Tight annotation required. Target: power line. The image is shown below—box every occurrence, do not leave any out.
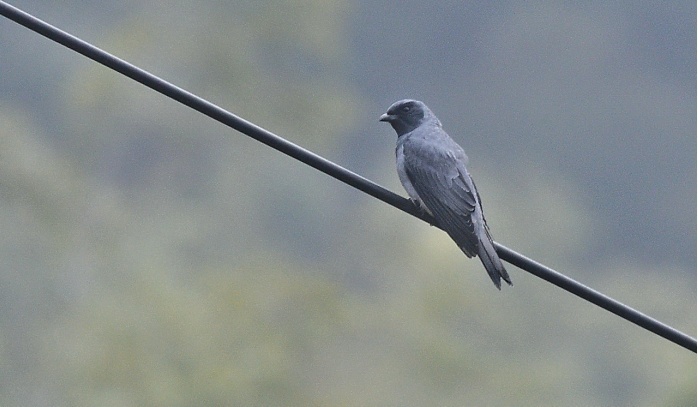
[0,1,694,353]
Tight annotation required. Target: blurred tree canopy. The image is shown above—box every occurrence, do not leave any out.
[0,1,694,406]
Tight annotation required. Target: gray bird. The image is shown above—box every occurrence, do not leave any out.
[380,99,512,289]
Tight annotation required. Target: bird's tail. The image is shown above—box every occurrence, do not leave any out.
[477,232,512,290]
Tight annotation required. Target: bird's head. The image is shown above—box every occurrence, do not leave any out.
[379,99,440,137]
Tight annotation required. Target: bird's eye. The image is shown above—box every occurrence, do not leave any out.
[401,105,411,112]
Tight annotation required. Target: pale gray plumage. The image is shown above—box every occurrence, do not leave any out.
[380,99,512,289]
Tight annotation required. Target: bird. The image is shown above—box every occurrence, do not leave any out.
[379,99,512,289]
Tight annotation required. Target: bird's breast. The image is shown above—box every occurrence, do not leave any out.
[395,143,422,204]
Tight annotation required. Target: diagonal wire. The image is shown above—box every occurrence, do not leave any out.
[0,1,694,353]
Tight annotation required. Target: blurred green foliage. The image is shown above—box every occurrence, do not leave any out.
[0,1,694,406]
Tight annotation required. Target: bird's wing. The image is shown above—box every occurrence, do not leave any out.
[403,134,480,257]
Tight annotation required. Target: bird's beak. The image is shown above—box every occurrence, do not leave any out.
[379,113,395,122]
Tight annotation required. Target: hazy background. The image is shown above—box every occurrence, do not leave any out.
[0,1,695,406]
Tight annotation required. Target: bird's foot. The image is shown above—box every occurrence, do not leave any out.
[411,199,436,227]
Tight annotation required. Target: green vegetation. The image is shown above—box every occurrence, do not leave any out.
[0,2,694,406]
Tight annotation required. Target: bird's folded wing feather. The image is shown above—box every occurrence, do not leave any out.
[403,137,480,257]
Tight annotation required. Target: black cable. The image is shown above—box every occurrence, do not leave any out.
[0,1,694,353]
[496,246,696,351]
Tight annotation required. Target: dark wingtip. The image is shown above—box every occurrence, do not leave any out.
[502,273,513,287]
[493,275,512,290]
[477,239,512,290]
